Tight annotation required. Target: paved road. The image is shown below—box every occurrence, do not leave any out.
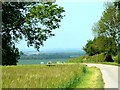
[85,63,119,89]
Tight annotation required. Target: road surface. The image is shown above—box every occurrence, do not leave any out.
[85,63,119,89]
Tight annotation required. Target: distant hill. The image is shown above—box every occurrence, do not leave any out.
[23,48,84,55]
[20,48,85,60]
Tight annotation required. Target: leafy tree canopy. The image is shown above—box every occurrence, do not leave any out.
[2,2,65,65]
[84,1,120,63]
[83,36,117,56]
[92,2,120,47]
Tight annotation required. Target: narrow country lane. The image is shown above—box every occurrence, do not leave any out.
[85,63,119,89]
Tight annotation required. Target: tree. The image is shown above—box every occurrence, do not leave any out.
[94,36,117,55]
[91,2,120,63]
[114,1,120,63]
[83,36,117,58]
[2,2,65,65]
[83,40,99,56]
[92,2,119,46]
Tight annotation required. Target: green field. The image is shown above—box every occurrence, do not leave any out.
[2,64,104,88]
[2,64,87,88]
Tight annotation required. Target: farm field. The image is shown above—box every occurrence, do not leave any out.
[2,64,104,88]
[2,64,87,88]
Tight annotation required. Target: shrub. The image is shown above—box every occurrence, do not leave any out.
[67,53,105,63]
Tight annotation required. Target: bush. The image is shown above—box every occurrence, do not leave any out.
[67,53,106,63]
[89,53,105,63]
[113,55,118,63]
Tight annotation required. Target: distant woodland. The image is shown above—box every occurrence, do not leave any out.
[20,52,85,60]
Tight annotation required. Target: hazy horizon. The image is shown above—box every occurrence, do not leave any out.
[22,48,84,52]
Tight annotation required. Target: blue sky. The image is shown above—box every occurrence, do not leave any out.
[16,1,105,51]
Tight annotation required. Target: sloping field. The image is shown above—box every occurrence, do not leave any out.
[2,64,87,88]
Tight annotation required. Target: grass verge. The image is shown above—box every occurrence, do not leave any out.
[101,62,120,66]
[67,53,120,66]
[76,66,104,88]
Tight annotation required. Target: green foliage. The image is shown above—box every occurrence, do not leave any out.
[82,1,120,63]
[83,40,97,56]
[92,1,120,55]
[83,1,120,63]
[2,64,87,88]
[117,49,120,64]
[67,54,120,66]
[88,53,105,63]
[113,55,118,63]
[2,2,65,65]
[67,53,106,63]
[102,61,120,66]
[2,33,20,65]
[88,1,120,63]
[83,36,117,56]
[92,2,119,45]
[76,67,104,88]
[118,52,120,64]
[24,2,65,49]
[95,36,117,55]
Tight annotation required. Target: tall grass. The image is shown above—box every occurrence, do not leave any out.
[2,64,87,88]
